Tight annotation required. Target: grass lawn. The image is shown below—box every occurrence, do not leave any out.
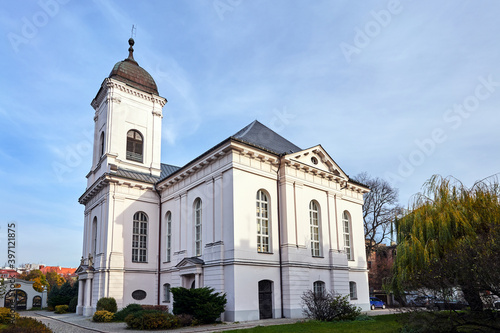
[225,314,402,333]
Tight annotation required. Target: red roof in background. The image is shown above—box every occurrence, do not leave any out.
[39,266,76,276]
[0,269,19,278]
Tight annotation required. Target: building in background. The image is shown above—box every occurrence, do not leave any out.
[367,242,397,306]
[76,39,370,320]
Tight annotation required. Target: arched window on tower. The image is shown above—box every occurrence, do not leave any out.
[99,131,105,157]
[91,217,98,259]
[126,130,143,163]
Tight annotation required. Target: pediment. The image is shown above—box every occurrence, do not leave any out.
[287,145,347,179]
[75,265,90,274]
[175,257,205,268]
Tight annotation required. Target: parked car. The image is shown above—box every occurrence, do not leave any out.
[409,295,436,307]
[370,297,386,310]
[426,299,468,311]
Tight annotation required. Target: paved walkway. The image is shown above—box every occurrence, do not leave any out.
[20,311,298,333]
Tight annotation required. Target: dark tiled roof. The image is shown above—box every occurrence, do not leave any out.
[231,120,302,155]
[156,121,302,185]
[109,39,158,95]
[160,164,181,181]
[113,163,181,184]
[115,168,159,184]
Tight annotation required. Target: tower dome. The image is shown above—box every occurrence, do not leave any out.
[109,38,158,95]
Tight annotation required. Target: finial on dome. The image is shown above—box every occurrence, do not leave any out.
[128,38,135,61]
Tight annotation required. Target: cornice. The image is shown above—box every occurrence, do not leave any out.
[91,78,167,111]
[79,174,109,205]
[157,145,231,190]
[79,172,156,205]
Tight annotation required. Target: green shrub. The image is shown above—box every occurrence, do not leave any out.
[93,310,115,322]
[114,303,143,321]
[96,297,117,313]
[331,294,361,321]
[125,310,180,330]
[301,290,361,321]
[2,317,53,333]
[68,296,78,313]
[55,304,69,314]
[171,287,227,324]
[141,304,168,312]
[0,307,19,324]
[48,281,78,308]
[176,313,194,326]
[400,310,500,333]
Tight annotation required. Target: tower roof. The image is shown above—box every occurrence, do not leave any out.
[109,38,159,95]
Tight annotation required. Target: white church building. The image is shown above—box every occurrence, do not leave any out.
[76,39,370,320]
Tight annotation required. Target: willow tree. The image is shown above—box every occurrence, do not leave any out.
[393,175,500,311]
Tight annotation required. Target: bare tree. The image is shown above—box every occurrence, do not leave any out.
[353,172,401,257]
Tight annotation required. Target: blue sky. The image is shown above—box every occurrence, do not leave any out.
[1,1,499,267]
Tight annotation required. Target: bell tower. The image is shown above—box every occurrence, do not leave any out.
[87,38,167,188]
[78,39,166,316]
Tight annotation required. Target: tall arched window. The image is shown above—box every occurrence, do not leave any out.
[99,131,105,157]
[256,190,270,253]
[313,281,325,297]
[132,212,148,262]
[343,211,353,260]
[310,201,321,256]
[126,130,143,162]
[166,211,172,262]
[349,281,357,300]
[91,217,98,259]
[194,199,202,256]
[163,283,171,303]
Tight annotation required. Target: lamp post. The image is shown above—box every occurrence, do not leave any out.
[41,285,47,310]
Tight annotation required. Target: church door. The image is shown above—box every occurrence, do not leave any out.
[258,280,273,319]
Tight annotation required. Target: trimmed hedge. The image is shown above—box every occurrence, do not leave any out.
[125,310,180,330]
[114,303,143,321]
[96,297,117,313]
[54,304,69,314]
[93,310,115,322]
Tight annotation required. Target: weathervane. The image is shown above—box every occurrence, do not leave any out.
[131,24,136,39]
